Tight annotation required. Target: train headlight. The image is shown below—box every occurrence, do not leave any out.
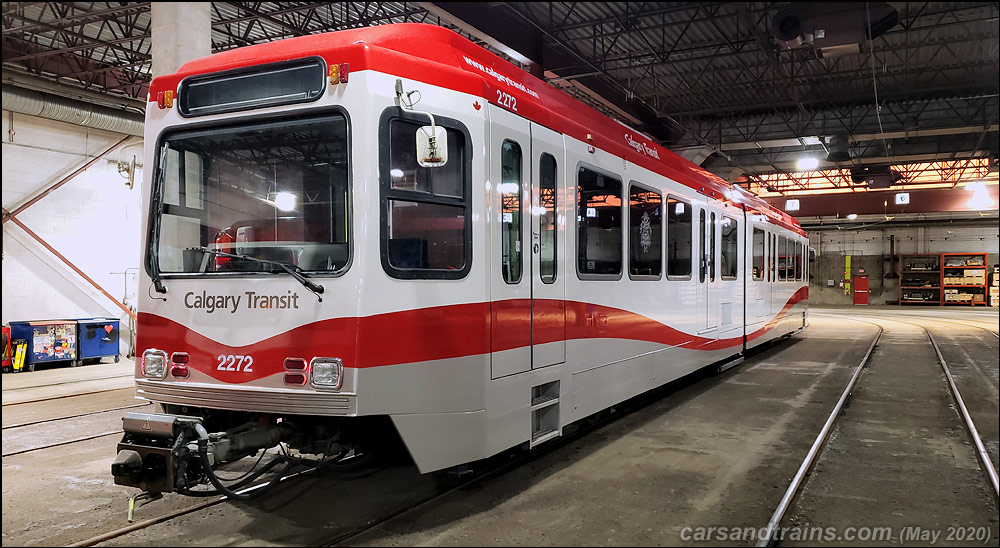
[142,349,169,379]
[310,357,343,389]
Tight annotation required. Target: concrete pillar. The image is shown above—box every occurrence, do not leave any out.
[151,3,212,77]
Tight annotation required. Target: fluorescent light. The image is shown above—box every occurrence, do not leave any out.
[796,157,820,171]
[966,181,994,210]
[846,213,858,220]
[273,192,296,212]
[965,181,986,192]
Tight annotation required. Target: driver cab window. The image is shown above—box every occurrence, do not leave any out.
[380,111,470,279]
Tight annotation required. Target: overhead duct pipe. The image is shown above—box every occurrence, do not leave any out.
[2,84,143,137]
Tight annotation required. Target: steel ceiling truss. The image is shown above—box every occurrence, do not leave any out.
[2,2,997,181]
[743,158,997,197]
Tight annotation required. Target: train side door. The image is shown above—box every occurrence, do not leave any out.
[770,232,781,316]
[751,224,770,320]
[490,106,532,378]
[697,205,719,337]
[706,209,720,335]
[529,122,565,369]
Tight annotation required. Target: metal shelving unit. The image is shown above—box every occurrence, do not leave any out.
[899,254,941,305]
[942,253,989,306]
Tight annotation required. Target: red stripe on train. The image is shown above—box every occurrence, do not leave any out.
[137,288,807,384]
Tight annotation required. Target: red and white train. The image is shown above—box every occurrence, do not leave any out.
[113,23,809,495]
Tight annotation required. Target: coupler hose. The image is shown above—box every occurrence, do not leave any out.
[197,438,294,501]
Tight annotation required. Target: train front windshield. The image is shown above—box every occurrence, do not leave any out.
[150,113,350,275]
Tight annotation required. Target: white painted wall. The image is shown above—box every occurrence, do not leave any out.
[2,111,144,348]
[808,223,999,305]
[811,224,999,257]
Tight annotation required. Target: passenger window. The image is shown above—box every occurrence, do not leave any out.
[800,244,804,281]
[778,236,787,281]
[539,154,557,284]
[628,184,662,278]
[500,140,522,284]
[798,242,805,281]
[721,217,738,279]
[666,198,692,277]
[381,114,469,278]
[577,167,622,277]
[699,209,706,283]
[752,228,765,280]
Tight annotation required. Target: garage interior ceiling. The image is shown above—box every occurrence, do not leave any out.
[2,1,998,197]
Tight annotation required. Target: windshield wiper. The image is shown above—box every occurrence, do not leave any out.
[198,247,324,302]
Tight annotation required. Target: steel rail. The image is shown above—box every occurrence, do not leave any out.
[926,330,1000,497]
[2,402,151,430]
[756,318,883,547]
[1,373,133,393]
[759,313,999,546]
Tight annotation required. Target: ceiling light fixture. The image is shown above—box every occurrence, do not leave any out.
[796,157,820,171]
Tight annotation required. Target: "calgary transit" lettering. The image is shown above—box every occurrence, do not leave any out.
[184,290,300,314]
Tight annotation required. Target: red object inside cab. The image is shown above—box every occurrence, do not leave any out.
[214,231,234,270]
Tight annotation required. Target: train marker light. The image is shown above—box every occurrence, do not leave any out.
[283,357,307,371]
[328,63,350,85]
[142,349,168,379]
[171,352,189,364]
[171,365,190,378]
[310,357,343,389]
[156,90,174,109]
[283,372,307,386]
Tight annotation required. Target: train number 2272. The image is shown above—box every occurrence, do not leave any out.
[217,354,254,373]
[496,90,517,112]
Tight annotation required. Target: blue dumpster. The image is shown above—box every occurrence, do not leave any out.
[77,318,121,363]
[8,320,79,371]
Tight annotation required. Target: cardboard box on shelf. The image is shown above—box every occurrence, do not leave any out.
[945,293,959,302]
[944,277,963,285]
[944,289,958,294]
[973,294,985,302]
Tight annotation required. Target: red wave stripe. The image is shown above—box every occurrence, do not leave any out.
[137,288,807,384]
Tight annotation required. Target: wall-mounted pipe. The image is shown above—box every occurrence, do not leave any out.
[2,84,143,137]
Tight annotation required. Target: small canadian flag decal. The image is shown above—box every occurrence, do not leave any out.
[473,101,481,111]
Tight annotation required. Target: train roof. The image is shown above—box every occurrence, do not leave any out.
[150,23,806,237]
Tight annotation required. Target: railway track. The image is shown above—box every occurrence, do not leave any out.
[2,402,151,430]
[1,373,133,392]
[757,314,999,547]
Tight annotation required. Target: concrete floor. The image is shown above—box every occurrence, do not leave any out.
[1,307,997,546]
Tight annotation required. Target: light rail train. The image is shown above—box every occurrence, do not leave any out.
[111,23,810,496]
